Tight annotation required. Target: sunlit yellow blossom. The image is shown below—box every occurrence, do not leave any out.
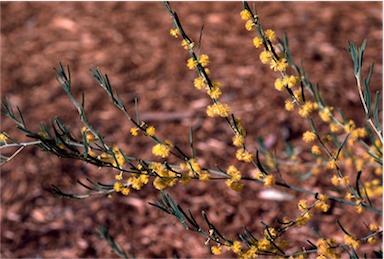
[274,77,285,91]
[227,165,242,181]
[327,160,338,169]
[351,127,367,140]
[198,170,210,182]
[245,19,255,31]
[345,193,353,200]
[283,75,299,88]
[254,169,263,179]
[253,36,263,48]
[186,58,198,69]
[130,127,139,136]
[284,100,295,111]
[121,187,130,196]
[113,182,122,192]
[115,173,123,181]
[299,102,315,117]
[242,245,258,259]
[0,132,8,143]
[232,135,244,147]
[296,212,311,227]
[344,235,360,250]
[236,148,253,162]
[211,245,222,255]
[270,58,288,72]
[264,227,277,239]
[368,237,377,245]
[170,28,179,38]
[331,175,340,186]
[344,120,356,134]
[193,77,206,89]
[340,176,350,186]
[81,126,98,142]
[207,86,222,99]
[240,9,252,20]
[181,39,194,50]
[315,201,330,212]
[257,238,271,250]
[146,126,156,136]
[298,199,308,211]
[226,180,244,192]
[206,102,230,117]
[152,143,170,158]
[311,145,321,155]
[319,107,333,122]
[369,223,379,232]
[355,200,364,214]
[264,29,276,41]
[231,241,242,254]
[303,131,316,143]
[263,175,275,186]
[199,54,209,67]
[330,123,342,133]
[259,50,272,64]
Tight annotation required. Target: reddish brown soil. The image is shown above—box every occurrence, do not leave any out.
[1,2,382,258]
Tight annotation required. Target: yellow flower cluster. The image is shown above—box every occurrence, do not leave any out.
[302,131,317,143]
[206,102,230,117]
[152,140,173,158]
[344,235,360,250]
[315,194,330,212]
[98,146,125,168]
[331,175,350,186]
[319,106,333,122]
[364,179,383,198]
[145,125,156,136]
[225,165,244,192]
[81,126,98,142]
[236,148,253,162]
[316,238,340,258]
[295,211,312,227]
[274,75,299,91]
[150,162,178,190]
[113,180,130,196]
[128,174,149,190]
[298,101,317,117]
[181,158,210,182]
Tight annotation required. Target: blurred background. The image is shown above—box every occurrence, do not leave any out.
[1,2,382,258]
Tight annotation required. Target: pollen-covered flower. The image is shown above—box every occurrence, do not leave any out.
[199,54,209,67]
[211,245,222,255]
[231,241,242,254]
[311,145,321,155]
[186,58,198,69]
[169,28,179,38]
[264,29,276,41]
[152,143,171,158]
[206,102,230,117]
[232,135,244,147]
[298,199,308,211]
[240,9,252,20]
[263,174,275,186]
[259,50,272,64]
[245,19,255,31]
[284,100,295,111]
[194,77,206,89]
[146,126,156,136]
[181,39,194,50]
[253,36,263,48]
[296,212,311,227]
[303,131,316,142]
[330,123,342,133]
[207,86,222,99]
[327,160,338,169]
[344,235,360,250]
[130,127,139,136]
[299,102,315,117]
[270,58,288,72]
[274,77,285,91]
[283,75,299,88]
[236,148,253,162]
[227,165,242,181]
[319,107,333,122]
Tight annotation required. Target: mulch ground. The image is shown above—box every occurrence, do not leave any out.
[1,2,382,258]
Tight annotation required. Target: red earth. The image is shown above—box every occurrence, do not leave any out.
[1,2,382,258]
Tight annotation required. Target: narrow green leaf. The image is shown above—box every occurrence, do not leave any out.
[337,220,350,236]
[355,170,363,200]
[373,91,382,132]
